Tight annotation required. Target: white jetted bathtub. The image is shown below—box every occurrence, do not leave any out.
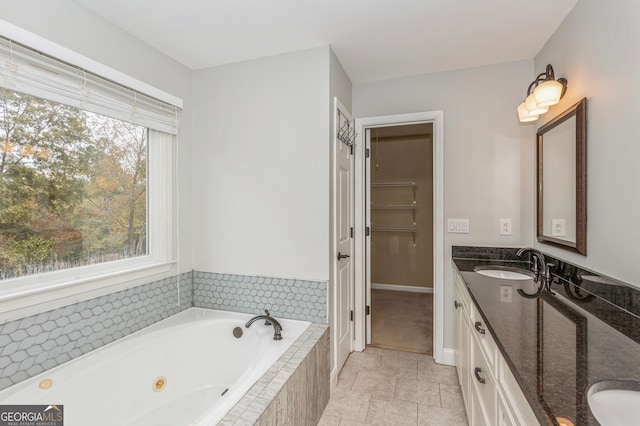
[0,308,310,426]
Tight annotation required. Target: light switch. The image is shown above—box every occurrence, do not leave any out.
[447,218,469,234]
[500,218,512,235]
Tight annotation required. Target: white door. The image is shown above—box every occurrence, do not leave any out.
[334,99,354,375]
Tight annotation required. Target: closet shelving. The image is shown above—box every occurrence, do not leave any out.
[370,181,417,245]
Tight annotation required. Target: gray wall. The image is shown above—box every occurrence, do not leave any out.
[352,60,536,348]
[191,47,332,282]
[534,0,640,287]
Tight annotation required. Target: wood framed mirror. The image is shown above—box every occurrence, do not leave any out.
[537,97,587,255]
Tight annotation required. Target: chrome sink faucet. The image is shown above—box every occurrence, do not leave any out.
[516,247,554,292]
[245,310,283,340]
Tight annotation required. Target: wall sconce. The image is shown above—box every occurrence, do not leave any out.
[517,64,567,122]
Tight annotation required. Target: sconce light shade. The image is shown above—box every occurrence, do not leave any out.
[533,79,564,107]
[525,93,548,116]
[517,65,567,123]
[517,102,539,122]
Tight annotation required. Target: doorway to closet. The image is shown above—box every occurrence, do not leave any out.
[368,123,434,355]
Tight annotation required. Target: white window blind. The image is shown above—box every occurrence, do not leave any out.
[0,36,180,135]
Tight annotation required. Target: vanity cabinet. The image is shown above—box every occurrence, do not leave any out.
[453,270,539,426]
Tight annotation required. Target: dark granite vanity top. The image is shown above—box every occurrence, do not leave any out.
[452,246,640,426]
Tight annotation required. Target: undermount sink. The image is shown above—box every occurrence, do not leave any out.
[473,266,534,280]
[588,380,640,426]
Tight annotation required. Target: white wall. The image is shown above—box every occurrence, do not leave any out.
[0,1,194,273]
[534,1,640,287]
[352,60,536,348]
[192,47,332,281]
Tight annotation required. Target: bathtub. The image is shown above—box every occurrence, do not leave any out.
[0,308,311,426]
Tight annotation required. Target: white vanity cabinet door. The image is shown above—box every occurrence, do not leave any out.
[454,280,471,408]
[497,387,517,426]
[497,357,541,425]
[470,388,489,426]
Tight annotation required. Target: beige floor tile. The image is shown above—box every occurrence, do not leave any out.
[339,419,377,426]
[365,396,418,426]
[377,354,418,379]
[317,413,341,426]
[418,360,459,386]
[337,366,358,390]
[417,404,468,426]
[439,383,465,411]
[364,347,400,357]
[395,377,441,407]
[322,387,372,422]
[351,368,397,398]
[398,351,433,362]
[345,350,379,370]
[323,351,465,426]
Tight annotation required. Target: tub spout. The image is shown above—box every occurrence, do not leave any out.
[245,314,283,341]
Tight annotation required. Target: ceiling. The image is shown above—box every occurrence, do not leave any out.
[74,0,579,84]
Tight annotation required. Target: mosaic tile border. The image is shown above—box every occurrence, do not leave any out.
[193,272,327,324]
[0,271,192,391]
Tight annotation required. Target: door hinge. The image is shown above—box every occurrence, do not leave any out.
[365,305,370,315]
[350,144,354,155]
[365,226,370,237]
[350,227,354,238]
[350,310,354,321]
[365,148,370,158]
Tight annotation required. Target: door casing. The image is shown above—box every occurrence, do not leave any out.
[353,111,447,364]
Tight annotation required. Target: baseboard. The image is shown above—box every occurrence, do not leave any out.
[329,367,338,395]
[441,347,455,366]
[371,283,433,293]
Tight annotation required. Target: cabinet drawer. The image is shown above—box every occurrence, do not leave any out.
[469,304,497,368]
[471,332,496,423]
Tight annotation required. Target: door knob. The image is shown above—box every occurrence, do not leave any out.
[337,252,350,260]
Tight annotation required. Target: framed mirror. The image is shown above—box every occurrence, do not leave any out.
[537,97,587,255]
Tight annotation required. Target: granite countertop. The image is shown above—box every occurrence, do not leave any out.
[452,247,640,426]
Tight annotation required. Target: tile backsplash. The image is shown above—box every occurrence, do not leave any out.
[0,270,327,391]
[193,272,326,324]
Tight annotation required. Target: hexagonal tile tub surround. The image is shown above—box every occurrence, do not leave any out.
[0,272,193,391]
[0,270,327,391]
[193,271,327,324]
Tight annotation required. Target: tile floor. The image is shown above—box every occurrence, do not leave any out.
[318,347,468,426]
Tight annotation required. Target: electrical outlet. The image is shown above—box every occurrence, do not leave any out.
[552,219,566,237]
[500,285,513,302]
[500,218,512,236]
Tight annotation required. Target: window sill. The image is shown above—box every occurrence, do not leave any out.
[0,259,177,324]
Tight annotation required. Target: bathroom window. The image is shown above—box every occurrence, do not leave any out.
[0,90,150,279]
[0,32,180,321]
